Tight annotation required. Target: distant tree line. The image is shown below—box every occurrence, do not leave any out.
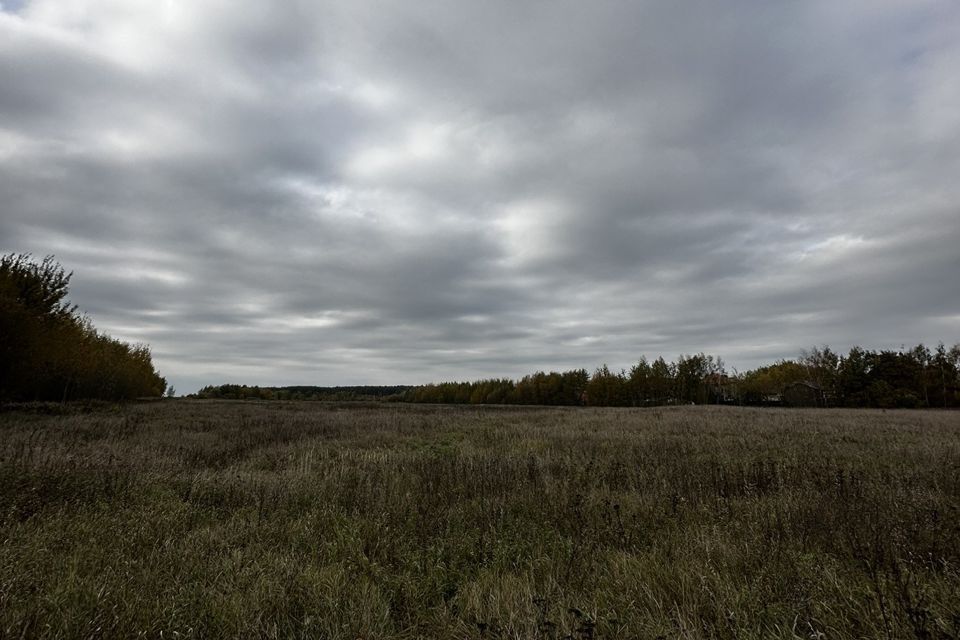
[739,345,960,409]
[194,384,413,401]
[1,254,167,402]
[403,354,729,407]
[403,370,590,405]
[195,345,960,409]
[401,346,960,409]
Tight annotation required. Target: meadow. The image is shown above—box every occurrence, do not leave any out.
[1,402,958,639]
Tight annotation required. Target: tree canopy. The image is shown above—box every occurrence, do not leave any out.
[1,254,166,402]
[398,345,960,409]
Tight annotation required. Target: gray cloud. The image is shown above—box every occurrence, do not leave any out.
[2,1,959,392]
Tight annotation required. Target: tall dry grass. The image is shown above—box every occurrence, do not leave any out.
[1,401,958,638]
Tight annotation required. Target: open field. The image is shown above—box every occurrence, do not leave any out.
[1,402,958,639]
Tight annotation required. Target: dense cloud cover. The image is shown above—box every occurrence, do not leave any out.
[2,1,959,392]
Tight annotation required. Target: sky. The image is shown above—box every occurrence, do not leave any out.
[2,1,959,393]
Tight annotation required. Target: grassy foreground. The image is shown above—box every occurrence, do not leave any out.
[1,402,958,639]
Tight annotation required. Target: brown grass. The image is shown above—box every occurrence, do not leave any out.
[1,401,958,638]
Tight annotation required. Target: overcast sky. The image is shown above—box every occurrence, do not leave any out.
[2,1,959,392]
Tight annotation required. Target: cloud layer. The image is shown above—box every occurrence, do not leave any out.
[2,1,959,391]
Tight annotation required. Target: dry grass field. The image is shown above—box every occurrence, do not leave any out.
[1,402,958,639]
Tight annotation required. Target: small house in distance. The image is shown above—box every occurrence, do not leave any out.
[782,381,825,408]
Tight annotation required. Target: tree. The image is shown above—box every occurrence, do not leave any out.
[0,253,166,402]
[908,344,932,407]
[740,360,807,404]
[585,365,629,406]
[800,346,840,404]
[932,343,960,408]
[649,357,673,404]
[838,347,872,407]
[628,357,651,406]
